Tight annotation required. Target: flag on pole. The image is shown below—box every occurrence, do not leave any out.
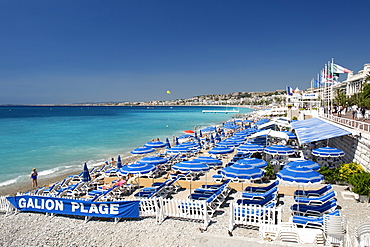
[332,63,351,73]
[286,86,294,95]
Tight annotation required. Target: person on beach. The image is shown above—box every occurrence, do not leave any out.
[165,169,181,179]
[127,174,136,185]
[30,168,38,188]
[102,177,127,189]
[109,158,117,167]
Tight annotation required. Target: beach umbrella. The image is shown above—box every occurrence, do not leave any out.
[119,163,156,175]
[167,146,191,153]
[311,147,345,157]
[179,141,199,147]
[82,162,91,182]
[208,146,234,154]
[223,124,240,130]
[235,158,268,168]
[178,134,194,139]
[201,126,216,133]
[131,146,156,154]
[193,156,223,167]
[216,142,239,148]
[229,136,246,141]
[284,159,320,170]
[117,155,123,169]
[237,143,264,153]
[209,134,215,144]
[220,163,264,180]
[175,137,179,145]
[276,166,323,184]
[137,156,168,165]
[194,131,198,139]
[144,141,166,148]
[215,132,222,142]
[172,160,210,172]
[172,160,210,192]
[199,130,203,137]
[184,130,195,134]
[264,145,294,156]
[281,131,297,140]
[165,138,171,149]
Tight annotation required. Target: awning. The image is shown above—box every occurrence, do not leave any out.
[291,118,352,144]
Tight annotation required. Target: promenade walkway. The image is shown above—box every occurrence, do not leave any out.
[319,111,370,133]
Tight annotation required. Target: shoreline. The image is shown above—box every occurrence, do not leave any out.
[0,106,254,196]
[0,152,154,196]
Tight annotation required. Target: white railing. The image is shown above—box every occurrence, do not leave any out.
[0,196,10,213]
[229,203,282,232]
[159,198,210,230]
[319,112,370,132]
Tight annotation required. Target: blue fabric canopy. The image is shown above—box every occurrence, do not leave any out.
[277,166,323,184]
[291,118,351,144]
[237,143,264,153]
[172,160,210,172]
[311,147,345,157]
[131,147,156,154]
[119,163,156,175]
[208,146,234,154]
[144,141,166,148]
[220,164,264,180]
[82,163,91,182]
[137,156,168,164]
[193,156,223,166]
[236,158,268,168]
[284,159,320,170]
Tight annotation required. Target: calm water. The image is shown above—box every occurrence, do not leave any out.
[0,105,252,187]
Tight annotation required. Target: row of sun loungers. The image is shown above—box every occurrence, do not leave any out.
[134,176,182,199]
[290,184,340,229]
[237,181,279,207]
[182,180,232,215]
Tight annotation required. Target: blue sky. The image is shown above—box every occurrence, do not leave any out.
[1,0,369,104]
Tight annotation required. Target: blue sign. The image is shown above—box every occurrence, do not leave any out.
[6,195,140,218]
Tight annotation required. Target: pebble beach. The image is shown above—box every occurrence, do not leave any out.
[1,184,369,246]
[1,109,370,246]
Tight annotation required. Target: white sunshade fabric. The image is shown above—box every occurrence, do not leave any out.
[249,129,289,140]
[291,118,352,144]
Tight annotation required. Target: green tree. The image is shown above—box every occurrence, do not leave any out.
[334,89,348,107]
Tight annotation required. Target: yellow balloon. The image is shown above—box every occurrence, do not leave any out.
[166,91,171,94]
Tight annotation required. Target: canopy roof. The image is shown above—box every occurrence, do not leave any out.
[291,118,352,144]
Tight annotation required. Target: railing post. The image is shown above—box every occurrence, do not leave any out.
[229,202,234,232]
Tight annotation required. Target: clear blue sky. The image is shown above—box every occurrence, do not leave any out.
[1,0,369,104]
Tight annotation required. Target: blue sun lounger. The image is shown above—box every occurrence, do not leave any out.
[294,184,333,198]
[243,180,279,193]
[292,210,340,228]
[200,179,231,190]
[294,191,336,205]
[236,193,276,206]
[291,199,337,217]
[242,186,278,200]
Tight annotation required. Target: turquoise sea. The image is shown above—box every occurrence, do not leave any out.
[0,105,252,187]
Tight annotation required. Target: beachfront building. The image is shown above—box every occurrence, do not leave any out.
[305,63,370,105]
[345,63,370,96]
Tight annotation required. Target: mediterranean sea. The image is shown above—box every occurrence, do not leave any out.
[0,105,252,187]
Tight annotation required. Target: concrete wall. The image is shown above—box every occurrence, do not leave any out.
[329,132,370,172]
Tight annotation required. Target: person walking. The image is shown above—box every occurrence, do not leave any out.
[30,168,38,189]
[361,106,367,121]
